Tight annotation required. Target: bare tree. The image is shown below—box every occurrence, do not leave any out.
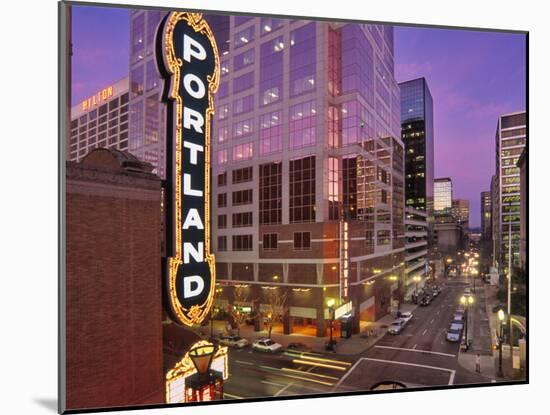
[228,286,256,336]
[263,288,288,338]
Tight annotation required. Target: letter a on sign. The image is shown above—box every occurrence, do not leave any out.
[156,12,219,326]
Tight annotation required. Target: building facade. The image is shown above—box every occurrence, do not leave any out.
[399,78,434,215]
[69,77,130,162]
[404,207,428,299]
[434,177,452,216]
[481,191,492,240]
[494,111,527,273]
[452,198,470,230]
[518,148,527,271]
[66,149,164,409]
[210,17,404,336]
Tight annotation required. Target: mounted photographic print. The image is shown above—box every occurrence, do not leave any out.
[59,1,528,413]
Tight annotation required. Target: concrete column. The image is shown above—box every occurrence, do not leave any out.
[283,311,292,335]
[316,307,327,337]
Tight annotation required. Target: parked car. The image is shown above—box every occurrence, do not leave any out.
[420,296,431,306]
[456,304,465,313]
[431,289,439,298]
[398,311,413,324]
[252,338,283,353]
[446,323,463,342]
[286,342,311,353]
[388,318,406,334]
[451,320,464,331]
[463,287,471,295]
[453,312,464,321]
[218,335,249,349]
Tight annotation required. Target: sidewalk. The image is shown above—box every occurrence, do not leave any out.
[457,283,505,381]
[197,303,419,356]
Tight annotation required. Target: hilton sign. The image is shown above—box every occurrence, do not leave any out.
[156,12,220,326]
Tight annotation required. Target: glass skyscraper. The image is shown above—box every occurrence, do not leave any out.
[399,77,434,215]
[434,177,453,216]
[494,111,527,272]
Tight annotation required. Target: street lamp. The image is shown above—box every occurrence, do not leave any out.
[327,298,336,351]
[460,295,474,349]
[497,309,505,377]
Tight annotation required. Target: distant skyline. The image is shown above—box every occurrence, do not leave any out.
[70,5,527,228]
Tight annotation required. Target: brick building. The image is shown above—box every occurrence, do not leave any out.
[65,148,164,409]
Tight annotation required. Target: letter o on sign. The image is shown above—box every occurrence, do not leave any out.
[183,73,206,99]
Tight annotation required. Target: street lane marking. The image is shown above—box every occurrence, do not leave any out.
[292,359,347,371]
[374,345,456,357]
[422,328,428,336]
[235,360,253,365]
[224,392,244,400]
[285,353,351,366]
[353,358,456,385]
[261,380,285,388]
[430,318,435,324]
[278,372,334,386]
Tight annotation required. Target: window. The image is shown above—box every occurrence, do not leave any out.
[234,26,255,48]
[290,156,316,223]
[234,49,255,71]
[377,230,391,245]
[289,100,317,149]
[232,189,253,206]
[290,23,316,96]
[217,172,227,187]
[217,149,228,164]
[218,193,227,207]
[232,166,253,184]
[232,235,253,251]
[235,16,254,26]
[259,110,282,155]
[259,162,282,225]
[218,103,229,120]
[218,82,229,99]
[233,95,254,115]
[293,232,311,250]
[131,14,145,63]
[263,233,278,250]
[232,212,253,227]
[233,72,254,94]
[130,66,144,97]
[218,236,227,252]
[145,60,159,91]
[260,36,284,105]
[232,142,253,161]
[328,157,340,220]
[261,17,284,35]
[218,126,228,143]
[218,215,227,229]
[232,119,254,138]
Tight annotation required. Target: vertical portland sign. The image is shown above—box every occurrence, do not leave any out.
[156,12,219,326]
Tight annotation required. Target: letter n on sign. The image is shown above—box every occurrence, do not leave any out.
[156,12,219,326]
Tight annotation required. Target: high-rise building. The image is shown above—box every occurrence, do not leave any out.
[452,199,470,230]
[404,207,428,298]
[399,78,434,215]
[518,148,527,271]
[481,191,492,241]
[494,111,526,272]
[434,177,452,216]
[69,77,130,162]
[211,17,403,336]
[491,174,499,267]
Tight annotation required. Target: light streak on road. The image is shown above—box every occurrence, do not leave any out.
[292,359,348,371]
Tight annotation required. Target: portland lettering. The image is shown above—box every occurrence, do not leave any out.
[157,12,220,326]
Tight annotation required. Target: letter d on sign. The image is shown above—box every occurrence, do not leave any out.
[184,275,205,299]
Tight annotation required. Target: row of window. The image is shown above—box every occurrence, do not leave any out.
[216,231,311,252]
[217,189,254,207]
[217,212,253,228]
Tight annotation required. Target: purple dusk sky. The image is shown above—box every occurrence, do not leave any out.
[70,6,527,228]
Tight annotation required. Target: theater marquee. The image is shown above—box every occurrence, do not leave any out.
[156,12,220,326]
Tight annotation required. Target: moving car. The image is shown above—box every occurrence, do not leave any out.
[252,338,283,353]
[446,323,463,342]
[420,296,431,306]
[218,335,249,349]
[399,311,413,324]
[388,318,406,334]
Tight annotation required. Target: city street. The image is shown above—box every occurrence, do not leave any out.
[222,277,495,400]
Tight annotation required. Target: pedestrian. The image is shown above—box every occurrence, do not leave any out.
[475,353,481,373]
